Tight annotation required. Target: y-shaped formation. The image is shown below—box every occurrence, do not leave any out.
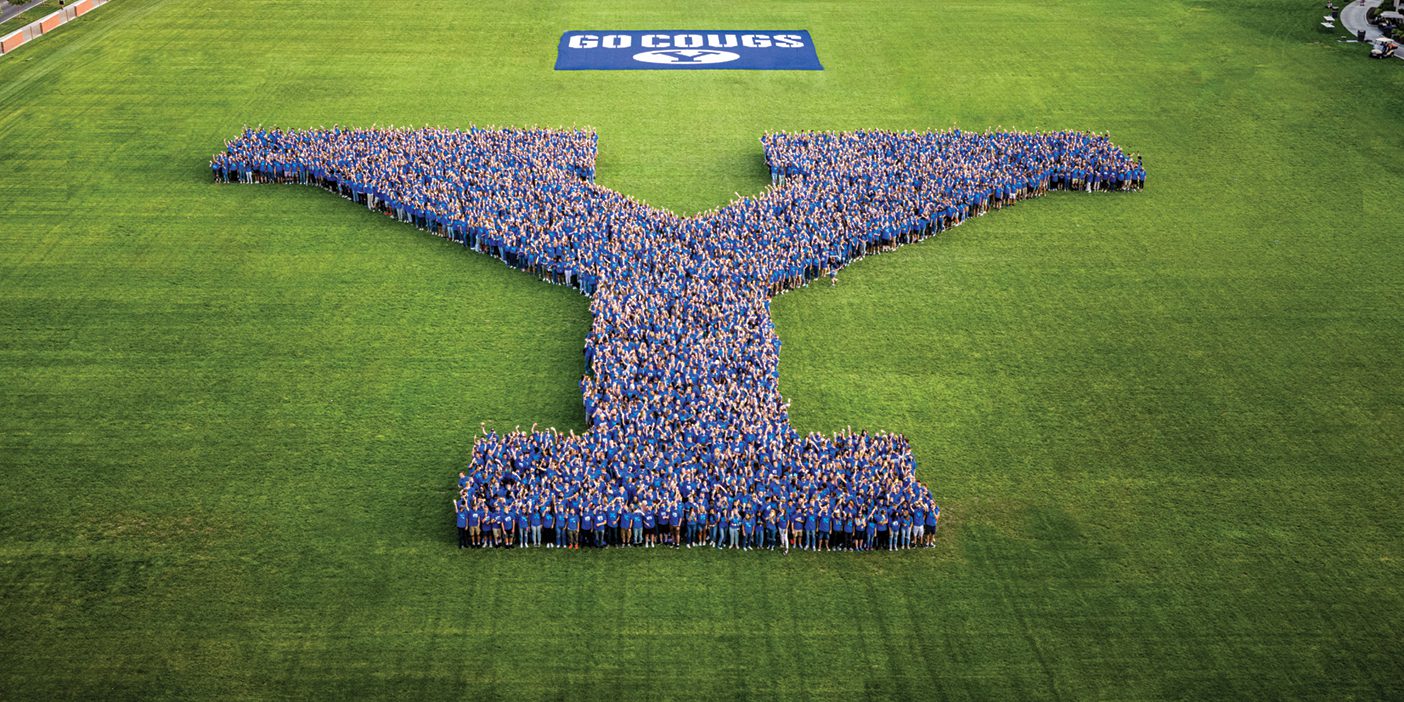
[213,126,1143,551]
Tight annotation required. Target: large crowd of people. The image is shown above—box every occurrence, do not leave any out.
[213,124,1143,553]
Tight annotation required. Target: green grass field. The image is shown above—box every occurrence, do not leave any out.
[1,0,1402,699]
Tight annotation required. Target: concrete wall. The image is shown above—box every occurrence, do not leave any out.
[0,0,112,57]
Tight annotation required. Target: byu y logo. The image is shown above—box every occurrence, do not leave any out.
[632,49,740,65]
[556,30,823,70]
[212,126,1144,550]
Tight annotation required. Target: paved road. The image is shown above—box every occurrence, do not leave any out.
[0,0,48,26]
[1339,0,1403,58]
[1340,0,1386,40]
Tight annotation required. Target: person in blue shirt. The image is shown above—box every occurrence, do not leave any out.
[567,510,581,550]
[608,507,621,546]
[594,510,607,548]
[468,504,482,548]
[804,512,817,551]
[490,508,503,548]
[455,497,469,549]
[658,506,672,548]
[502,508,516,548]
[517,511,530,548]
[581,512,594,548]
[817,513,831,552]
[927,505,939,547]
[686,508,700,548]
[543,508,556,549]
[742,511,755,551]
[530,509,543,548]
[670,504,684,548]
[643,509,657,548]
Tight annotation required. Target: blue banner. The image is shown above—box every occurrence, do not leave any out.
[555,30,823,71]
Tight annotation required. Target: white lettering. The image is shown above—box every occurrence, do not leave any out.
[568,34,598,49]
[706,34,738,48]
[602,34,632,49]
[774,34,804,48]
[674,34,702,48]
[642,33,670,48]
[741,34,772,48]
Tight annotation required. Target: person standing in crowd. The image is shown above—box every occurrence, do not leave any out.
[455,496,469,549]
